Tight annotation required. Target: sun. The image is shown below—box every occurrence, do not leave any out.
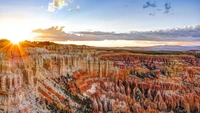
[7,35,26,45]
[0,21,35,45]
[10,38,22,45]
[2,30,34,45]
[1,30,32,45]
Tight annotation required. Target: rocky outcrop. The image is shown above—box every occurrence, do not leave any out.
[0,73,31,113]
[0,40,199,113]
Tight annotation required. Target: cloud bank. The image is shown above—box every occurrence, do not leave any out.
[32,26,95,41]
[32,25,200,42]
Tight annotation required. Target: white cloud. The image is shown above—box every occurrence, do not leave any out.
[68,8,73,12]
[69,0,73,3]
[48,0,68,12]
[48,3,55,12]
[38,6,44,10]
[76,5,80,10]
[47,0,80,12]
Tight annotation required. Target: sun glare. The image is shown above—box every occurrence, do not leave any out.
[1,30,34,45]
[10,39,22,45]
[0,20,36,45]
[6,34,27,45]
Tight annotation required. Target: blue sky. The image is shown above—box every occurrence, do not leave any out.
[0,0,200,32]
[0,0,200,46]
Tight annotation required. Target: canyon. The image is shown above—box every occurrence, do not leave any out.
[0,40,200,113]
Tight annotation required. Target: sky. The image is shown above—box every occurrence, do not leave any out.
[0,0,200,47]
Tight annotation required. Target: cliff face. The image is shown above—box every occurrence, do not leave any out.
[0,41,199,113]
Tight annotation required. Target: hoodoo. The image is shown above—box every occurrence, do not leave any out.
[0,41,199,113]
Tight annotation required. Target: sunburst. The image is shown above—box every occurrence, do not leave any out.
[0,40,37,65]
